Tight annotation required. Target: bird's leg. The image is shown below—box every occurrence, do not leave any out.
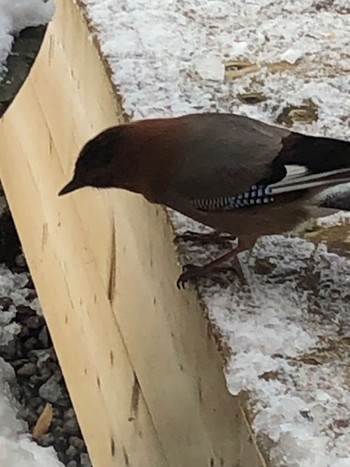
[177,243,245,289]
[174,230,237,247]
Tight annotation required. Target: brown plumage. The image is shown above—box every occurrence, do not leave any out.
[59,113,350,286]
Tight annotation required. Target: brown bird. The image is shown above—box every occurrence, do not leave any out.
[59,113,350,287]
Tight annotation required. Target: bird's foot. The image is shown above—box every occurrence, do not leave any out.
[174,230,236,247]
[176,264,214,289]
[176,262,245,289]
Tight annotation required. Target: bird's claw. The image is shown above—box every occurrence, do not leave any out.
[176,264,211,289]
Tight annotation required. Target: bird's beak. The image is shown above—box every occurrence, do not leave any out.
[58,178,83,196]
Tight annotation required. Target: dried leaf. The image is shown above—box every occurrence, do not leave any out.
[32,403,53,440]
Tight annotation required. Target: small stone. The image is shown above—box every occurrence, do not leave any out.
[29,396,44,409]
[66,445,78,460]
[25,277,35,289]
[29,374,47,387]
[38,327,50,347]
[64,418,80,436]
[14,253,26,268]
[22,337,39,351]
[69,436,85,452]
[39,375,65,404]
[64,408,76,421]
[0,340,17,360]
[17,362,37,377]
[25,290,37,301]
[23,410,38,427]
[37,433,55,447]
[57,452,67,464]
[67,462,78,467]
[80,453,92,466]
[16,305,36,321]
[11,358,30,370]
[29,349,51,366]
[25,315,44,330]
[54,436,68,452]
[17,406,30,420]
[0,297,13,311]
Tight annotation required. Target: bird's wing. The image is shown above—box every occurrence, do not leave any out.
[169,114,289,199]
[191,165,350,212]
[165,114,350,210]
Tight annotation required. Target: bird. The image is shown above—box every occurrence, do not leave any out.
[58,113,350,287]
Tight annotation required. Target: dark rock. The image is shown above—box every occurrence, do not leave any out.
[0,297,13,311]
[17,362,37,377]
[69,436,85,452]
[37,433,55,447]
[64,408,76,421]
[66,444,78,460]
[25,315,44,330]
[16,305,36,321]
[80,453,92,466]
[11,358,30,370]
[25,277,35,289]
[63,418,81,436]
[57,451,67,464]
[38,326,50,347]
[54,436,68,452]
[0,339,17,360]
[29,396,44,409]
[23,337,39,351]
[0,211,21,267]
[14,253,26,268]
[25,290,37,301]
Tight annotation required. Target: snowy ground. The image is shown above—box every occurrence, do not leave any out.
[0,1,59,466]
[80,1,350,465]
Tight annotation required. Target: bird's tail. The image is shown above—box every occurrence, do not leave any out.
[270,166,350,195]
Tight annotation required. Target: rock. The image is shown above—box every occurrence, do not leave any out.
[16,305,36,321]
[39,375,65,405]
[37,433,55,447]
[67,461,78,467]
[22,337,39,351]
[54,436,68,452]
[0,339,18,360]
[64,408,76,421]
[29,396,44,409]
[17,362,37,377]
[0,297,13,311]
[69,436,85,452]
[14,253,26,268]
[66,445,78,460]
[80,453,92,466]
[11,358,30,370]
[38,326,50,347]
[63,418,80,436]
[25,315,44,330]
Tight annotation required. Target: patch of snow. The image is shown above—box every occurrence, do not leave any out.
[81,0,350,139]
[0,0,54,77]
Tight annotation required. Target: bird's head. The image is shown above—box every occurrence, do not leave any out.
[58,125,142,196]
[59,117,189,200]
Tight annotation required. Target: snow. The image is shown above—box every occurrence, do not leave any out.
[0,0,54,77]
[79,0,350,465]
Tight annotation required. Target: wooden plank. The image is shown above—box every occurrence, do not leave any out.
[0,0,266,465]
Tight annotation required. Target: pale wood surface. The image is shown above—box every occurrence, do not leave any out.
[0,1,266,466]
